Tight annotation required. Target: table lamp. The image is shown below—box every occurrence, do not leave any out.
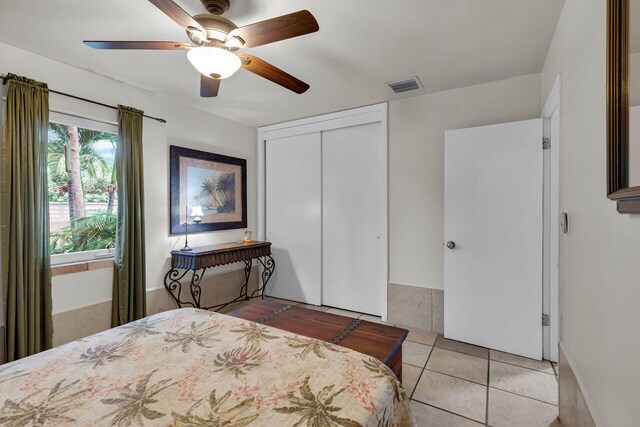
[180,205,204,252]
[191,205,204,225]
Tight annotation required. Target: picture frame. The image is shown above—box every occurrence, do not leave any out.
[169,145,247,234]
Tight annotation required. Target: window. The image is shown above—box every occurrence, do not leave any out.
[47,112,118,263]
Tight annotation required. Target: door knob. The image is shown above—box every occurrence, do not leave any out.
[446,241,456,249]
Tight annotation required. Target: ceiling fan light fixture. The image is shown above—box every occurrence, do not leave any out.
[187,46,241,79]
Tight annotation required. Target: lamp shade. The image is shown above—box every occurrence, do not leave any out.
[191,205,204,217]
[187,47,241,79]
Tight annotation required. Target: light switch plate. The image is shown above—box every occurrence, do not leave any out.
[560,210,569,234]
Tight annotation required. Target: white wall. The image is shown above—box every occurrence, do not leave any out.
[631,107,640,187]
[632,53,640,106]
[388,73,542,289]
[541,1,640,425]
[0,41,257,316]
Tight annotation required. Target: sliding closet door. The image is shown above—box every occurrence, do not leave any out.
[322,123,386,315]
[265,133,322,305]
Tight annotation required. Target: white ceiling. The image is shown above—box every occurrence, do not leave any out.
[0,0,565,127]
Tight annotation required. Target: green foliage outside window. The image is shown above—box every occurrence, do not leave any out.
[48,122,118,255]
[50,211,117,254]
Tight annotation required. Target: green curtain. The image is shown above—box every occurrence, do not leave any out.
[1,73,53,362]
[112,105,146,326]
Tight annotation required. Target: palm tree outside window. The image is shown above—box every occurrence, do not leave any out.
[46,114,118,257]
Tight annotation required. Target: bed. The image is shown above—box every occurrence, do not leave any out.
[0,308,414,426]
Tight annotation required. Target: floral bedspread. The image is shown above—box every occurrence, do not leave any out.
[0,308,414,426]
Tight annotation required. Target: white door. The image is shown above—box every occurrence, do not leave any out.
[265,133,322,305]
[321,123,387,315]
[444,119,543,359]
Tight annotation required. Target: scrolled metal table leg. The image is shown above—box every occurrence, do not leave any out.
[253,255,275,299]
[241,259,253,300]
[163,268,195,308]
[188,268,208,309]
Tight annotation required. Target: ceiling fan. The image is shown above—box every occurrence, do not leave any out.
[84,0,319,97]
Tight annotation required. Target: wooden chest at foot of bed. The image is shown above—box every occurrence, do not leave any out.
[229,300,409,382]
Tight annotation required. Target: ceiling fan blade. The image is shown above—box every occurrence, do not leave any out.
[84,41,192,50]
[232,10,319,48]
[239,54,310,94]
[147,0,205,33]
[201,75,221,97]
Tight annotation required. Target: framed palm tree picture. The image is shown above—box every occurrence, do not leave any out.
[169,145,247,234]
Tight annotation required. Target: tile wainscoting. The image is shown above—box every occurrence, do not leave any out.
[558,345,596,427]
[388,283,444,333]
[51,266,258,347]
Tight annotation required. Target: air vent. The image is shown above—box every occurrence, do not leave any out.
[387,77,423,94]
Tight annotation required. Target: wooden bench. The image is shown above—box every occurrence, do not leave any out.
[229,300,408,382]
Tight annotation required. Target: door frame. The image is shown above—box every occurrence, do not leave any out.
[542,74,561,362]
[257,103,389,320]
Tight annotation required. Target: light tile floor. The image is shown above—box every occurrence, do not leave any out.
[224,297,560,427]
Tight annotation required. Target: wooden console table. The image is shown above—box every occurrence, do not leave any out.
[163,241,275,311]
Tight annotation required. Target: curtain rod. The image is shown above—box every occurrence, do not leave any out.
[1,74,166,124]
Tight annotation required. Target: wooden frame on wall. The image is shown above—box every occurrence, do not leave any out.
[169,145,247,234]
[607,0,640,213]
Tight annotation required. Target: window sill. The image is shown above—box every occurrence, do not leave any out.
[51,258,114,277]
